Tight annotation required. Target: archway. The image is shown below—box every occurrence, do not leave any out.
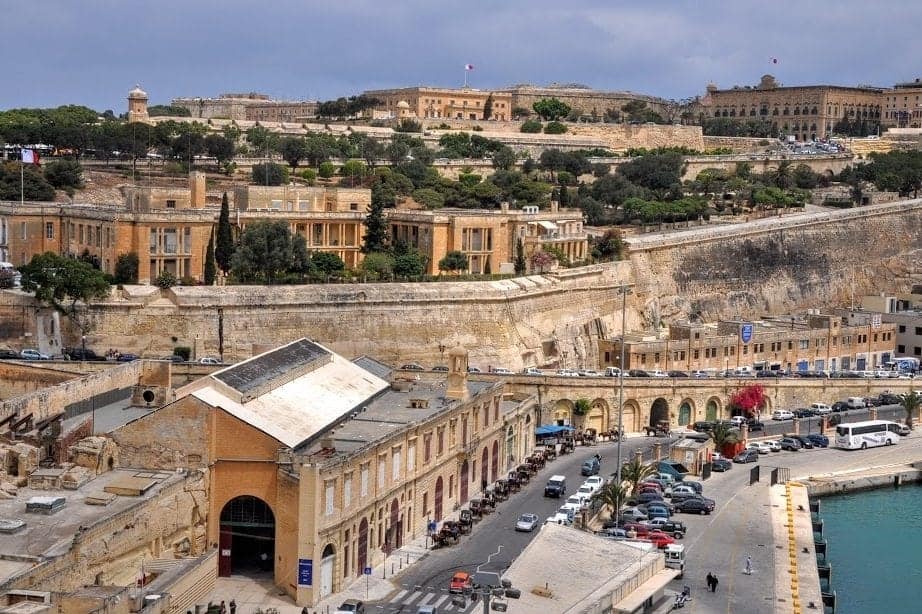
[357,518,368,577]
[491,441,499,481]
[459,460,469,504]
[434,476,444,521]
[587,399,609,432]
[706,398,720,422]
[618,400,640,433]
[678,400,693,426]
[650,398,669,427]
[389,498,402,550]
[219,495,275,577]
[480,447,489,491]
[319,543,336,599]
[553,400,573,426]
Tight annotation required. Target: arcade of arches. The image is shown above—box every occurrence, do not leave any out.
[548,395,730,431]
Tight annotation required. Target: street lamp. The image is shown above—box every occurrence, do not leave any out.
[455,577,521,613]
[81,335,86,361]
[616,283,632,487]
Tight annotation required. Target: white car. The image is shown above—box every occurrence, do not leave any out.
[515,513,540,532]
[583,476,605,490]
[729,416,747,427]
[772,410,794,421]
[763,440,782,452]
[746,442,772,454]
[556,368,579,377]
[523,367,542,376]
[199,356,222,365]
[545,511,572,525]
[620,507,648,521]
[577,484,599,498]
[810,403,832,415]
[711,452,726,462]
[650,370,669,378]
[669,485,698,497]
[578,369,602,377]
[491,367,514,375]
[564,494,590,511]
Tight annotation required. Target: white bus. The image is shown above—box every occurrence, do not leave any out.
[835,420,901,450]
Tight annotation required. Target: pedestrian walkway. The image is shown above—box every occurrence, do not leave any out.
[376,586,476,613]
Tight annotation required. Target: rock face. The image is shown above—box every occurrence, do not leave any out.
[4,200,922,369]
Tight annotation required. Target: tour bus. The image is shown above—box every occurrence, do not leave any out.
[835,420,901,450]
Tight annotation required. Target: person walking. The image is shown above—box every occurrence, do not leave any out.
[712,574,719,593]
[745,556,753,575]
[229,600,236,614]
[706,572,714,592]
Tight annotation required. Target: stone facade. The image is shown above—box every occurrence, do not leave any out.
[363,86,513,121]
[171,93,317,122]
[500,84,672,119]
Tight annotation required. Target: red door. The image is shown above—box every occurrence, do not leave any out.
[434,476,444,521]
[460,460,469,503]
[357,518,368,576]
[492,441,499,481]
[219,526,232,577]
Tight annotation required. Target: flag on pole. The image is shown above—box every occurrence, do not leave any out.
[465,64,474,71]
[21,149,40,165]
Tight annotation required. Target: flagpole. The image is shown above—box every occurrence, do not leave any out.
[463,68,468,88]
[20,160,24,205]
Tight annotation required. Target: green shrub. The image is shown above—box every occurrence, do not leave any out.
[543,121,567,134]
[520,119,543,133]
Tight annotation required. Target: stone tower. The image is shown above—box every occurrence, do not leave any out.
[445,346,470,401]
[127,85,150,123]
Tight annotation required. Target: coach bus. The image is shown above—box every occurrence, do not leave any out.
[835,420,901,450]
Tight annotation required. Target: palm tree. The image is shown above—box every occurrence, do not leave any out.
[592,481,628,520]
[710,421,741,455]
[620,459,656,493]
[901,391,920,430]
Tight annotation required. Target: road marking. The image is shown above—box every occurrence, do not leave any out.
[391,588,407,601]
[432,594,449,607]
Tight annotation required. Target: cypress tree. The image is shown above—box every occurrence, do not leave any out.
[514,238,527,275]
[362,201,388,253]
[215,192,235,274]
[203,229,217,285]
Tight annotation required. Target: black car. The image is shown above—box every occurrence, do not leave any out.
[792,435,815,449]
[692,421,715,433]
[676,497,715,514]
[64,347,106,361]
[711,458,732,472]
[747,419,765,432]
[668,370,689,378]
[0,349,19,359]
[792,408,816,418]
[733,449,759,463]
[879,394,902,406]
[806,433,829,447]
[658,520,687,538]
[628,369,651,377]
[778,437,802,451]
[831,401,848,412]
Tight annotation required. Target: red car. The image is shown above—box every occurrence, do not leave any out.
[449,571,472,594]
[646,529,676,549]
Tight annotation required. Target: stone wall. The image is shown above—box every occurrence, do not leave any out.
[567,123,704,152]
[702,135,773,152]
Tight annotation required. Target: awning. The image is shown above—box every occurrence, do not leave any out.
[535,424,574,436]
[537,221,558,230]
[613,568,680,613]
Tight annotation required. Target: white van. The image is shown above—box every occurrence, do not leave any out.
[845,397,867,409]
[0,262,21,288]
[604,367,629,377]
[810,403,832,414]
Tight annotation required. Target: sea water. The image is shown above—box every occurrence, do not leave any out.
[820,483,922,613]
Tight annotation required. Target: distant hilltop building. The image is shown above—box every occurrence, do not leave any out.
[170,92,318,122]
[500,83,674,120]
[127,84,149,123]
[362,86,512,120]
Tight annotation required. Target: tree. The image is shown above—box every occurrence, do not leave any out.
[393,249,426,278]
[901,390,920,430]
[590,229,623,261]
[574,398,591,416]
[113,252,139,284]
[229,220,296,283]
[340,159,367,185]
[318,162,336,179]
[155,270,178,289]
[530,250,556,273]
[251,162,288,186]
[558,184,569,206]
[203,230,217,285]
[279,137,309,169]
[617,152,684,196]
[204,134,236,164]
[482,94,494,120]
[18,252,111,336]
[514,239,527,275]
[411,188,444,209]
[709,422,740,455]
[395,119,422,133]
[592,481,627,520]
[438,251,468,274]
[728,384,768,418]
[43,159,83,192]
[147,104,191,117]
[532,98,571,121]
[0,162,55,201]
[246,125,278,153]
[360,252,394,280]
[620,459,656,493]
[520,119,543,133]
[311,252,346,277]
[491,146,516,171]
[215,192,235,275]
[362,200,388,253]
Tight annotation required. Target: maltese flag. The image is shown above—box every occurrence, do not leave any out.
[21,149,40,165]
[465,64,475,71]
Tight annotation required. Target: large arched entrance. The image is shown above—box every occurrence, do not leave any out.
[459,460,469,504]
[319,543,335,598]
[491,441,499,481]
[219,495,275,577]
[480,447,489,491]
[553,400,573,425]
[678,400,693,426]
[706,398,720,422]
[357,518,368,577]
[434,476,444,521]
[587,399,608,432]
[618,401,639,433]
[650,398,669,427]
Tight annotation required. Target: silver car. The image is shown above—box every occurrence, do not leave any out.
[515,513,540,532]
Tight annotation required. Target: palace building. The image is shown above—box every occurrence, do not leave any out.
[363,87,512,121]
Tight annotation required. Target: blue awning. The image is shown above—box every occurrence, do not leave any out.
[535,425,574,436]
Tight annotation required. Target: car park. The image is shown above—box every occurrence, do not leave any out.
[515,513,540,532]
[746,442,772,454]
[806,433,829,447]
[711,458,732,472]
[772,410,795,421]
[401,363,424,371]
[733,449,759,463]
[676,497,715,514]
[778,437,802,451]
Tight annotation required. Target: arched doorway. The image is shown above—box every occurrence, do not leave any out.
[389,498,402,550]
[678,400,693,426]
[706,398,719,422]
[650,398,669,427]
[219,496,275,577]
[319,544,335,598]
[505,425,516,469]
[618,401,639,433]
[480,447,489,491]
[553,400,573,425]
[434,476,444,521]
[357,518,368,577]
[459,460,469,504]
[491,441,499,481]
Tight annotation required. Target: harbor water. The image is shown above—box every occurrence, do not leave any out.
[819,483,922,613]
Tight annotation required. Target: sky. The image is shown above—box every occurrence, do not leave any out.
[3,0,921,112]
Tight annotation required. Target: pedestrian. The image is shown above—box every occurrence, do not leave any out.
[745,556,752,575]
[219,601,226,614]
[712,574,719,592]
[706,572,714,591]
[229,600,236,614]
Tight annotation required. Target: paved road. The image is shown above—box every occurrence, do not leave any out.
[368,436,670,612]
[754,404,905,439]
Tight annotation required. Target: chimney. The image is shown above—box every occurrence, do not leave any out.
[445,346,470,401]
[189,171,206,209]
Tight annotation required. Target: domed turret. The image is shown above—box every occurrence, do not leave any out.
[128,84,148,100]
[127,84,150,123]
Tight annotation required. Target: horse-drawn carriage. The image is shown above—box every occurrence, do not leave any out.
[542,445,557,461]
[432,521,461,547]
[527,451,546,469]
[506,471,522,492]
[516,464,532,483]
[493,479,509,501]
[458,509,473,534]
[644,420,671,437]
[469,499,484,519]
[481,491,496,512]
[559,437,575,454]
[581,428,598,445]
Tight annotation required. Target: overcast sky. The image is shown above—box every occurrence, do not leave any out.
[3,0,920,112]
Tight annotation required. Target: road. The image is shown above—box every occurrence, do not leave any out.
[368,435,669,612]
[754,404,904,438]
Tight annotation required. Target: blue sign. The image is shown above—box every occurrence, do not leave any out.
[364,566,372,576]
[298,559,313,586]
[740,323,753,344]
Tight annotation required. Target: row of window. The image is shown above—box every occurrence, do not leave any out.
[713,106,880,119]
[149,227,192,255]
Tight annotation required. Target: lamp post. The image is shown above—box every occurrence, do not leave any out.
[616,283,632,487]
[81,335,86,361]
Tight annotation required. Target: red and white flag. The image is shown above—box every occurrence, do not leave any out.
[21,149,40,165]
[464,64,474,71]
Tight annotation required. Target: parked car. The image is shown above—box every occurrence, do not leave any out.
[667,370,689,378]
[810,403,833,415]
[692,421,715,433]
[670,490,702,504]
[763,440,782,452]
[747,419,765,432]
[163,354,185,363]
[577,369,602,377]
[879,393,902,406]
[772,410,795,421]
[0,349,20,359]
[645,504,672,519]
[515,513,540,532]
[655,519,687,538]
[711,458,732,472]
[635,491,665,505]
[20,349,50,360]
[335,599,365,614]
[577,484,598,499]
[729,416,747,427]
[806,433,829,447]
[117,353,140,362]
[400,363,424,371]
[792,435,814,449]
[583,476,605,490]
[467,366,482,373]
[690,369,711,378]
[491,367,514,374]
[449,572,473,593]
[831,401,848,412]
[778,437,802,451]
[563,494,590,513]
[628,369,651,377]
[733,449,759,463]
[581,457,601,476]
[746,442,772,454]
[63,347,105,361]
[199,356,221,365]
[522,367,541,375]
[676,497,716,514]
[620,508,649,522]
[792,408,816,419]
[622,522,650,537]
[556,368,579,377]
[645,529,676,549]
[597,527,628,539]
[896,423,911,436]
[431,365,449,372]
